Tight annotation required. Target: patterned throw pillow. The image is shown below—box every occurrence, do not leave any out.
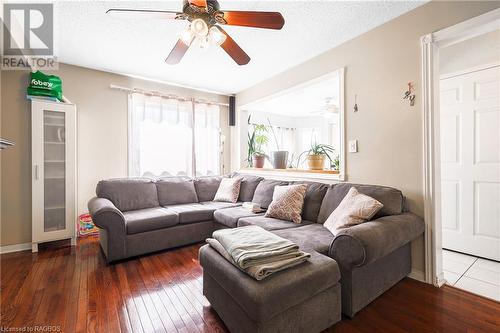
[324,187,383,234]
[265,184,307,224]
[214,177,242,203]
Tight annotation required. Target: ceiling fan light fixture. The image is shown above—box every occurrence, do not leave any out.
[198,36,210,49]
[208,26,226,46]
[190,18,208,37]
[179,28,194,45]
[109,0,284,65]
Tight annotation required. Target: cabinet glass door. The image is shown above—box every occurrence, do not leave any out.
[43,110,66,232]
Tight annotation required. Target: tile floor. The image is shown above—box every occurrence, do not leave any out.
[443,249,500,302]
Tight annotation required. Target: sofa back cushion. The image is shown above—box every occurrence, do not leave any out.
[231,173,263,202]
[156,178,198,206]
[317,183,404,223]
[292,181,329,222]
[96,178,159,212]
[194,176,222,202]
[252,179,289,209]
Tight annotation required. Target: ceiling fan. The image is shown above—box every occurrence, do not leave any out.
[310,98,339,117]
[107,0,285,66]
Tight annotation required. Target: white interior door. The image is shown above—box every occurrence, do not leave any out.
[440,65,500,261]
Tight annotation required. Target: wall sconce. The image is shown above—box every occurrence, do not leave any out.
[403,82,416,106]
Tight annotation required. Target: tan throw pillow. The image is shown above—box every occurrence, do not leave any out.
[214,177,242,203]
[324,187,383,234]
[265,184,307,224]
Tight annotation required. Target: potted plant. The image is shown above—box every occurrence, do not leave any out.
[267,118,288,169]
[298,143,336,170]
[247,118,269,168]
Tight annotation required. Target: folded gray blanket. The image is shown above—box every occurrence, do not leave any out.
[209,225,310,280]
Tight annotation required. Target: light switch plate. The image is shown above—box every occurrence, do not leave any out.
[349,140,358,153]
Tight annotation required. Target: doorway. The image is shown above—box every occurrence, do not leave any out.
[421,8,500,301]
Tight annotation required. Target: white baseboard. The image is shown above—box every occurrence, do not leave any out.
[0,242,32,254]
[408,269,426,282]
[435,271,446,287]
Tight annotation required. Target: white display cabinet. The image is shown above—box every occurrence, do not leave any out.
[31,98,77,252]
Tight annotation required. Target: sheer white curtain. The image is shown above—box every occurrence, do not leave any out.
[256,126,295,168]
[129,93,193,177]
[194,103,221,176]
[129,93,221,177]
[296,128,319,168]
[267,126,296,153]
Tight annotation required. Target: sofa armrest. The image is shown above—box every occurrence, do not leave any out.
[88,197,126,231]
[328,212,424,268]
[88,197,127,262]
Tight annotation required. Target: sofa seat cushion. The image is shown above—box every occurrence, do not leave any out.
[237,216,313,231]
[213,207,265,228]
[124,207,179,234]
[199,245,340,322]
[166,203,216,224]
[272,224,335,255]
[199,201,243,210]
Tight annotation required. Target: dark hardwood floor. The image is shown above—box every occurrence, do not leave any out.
[1,236,499,333]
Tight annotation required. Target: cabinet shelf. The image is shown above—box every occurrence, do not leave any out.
[44,141,65,145]
[44,114,65,120]
[45,160,65,163]
[45,206,65,210]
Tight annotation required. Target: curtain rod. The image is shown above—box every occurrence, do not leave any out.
[110,84,229,107]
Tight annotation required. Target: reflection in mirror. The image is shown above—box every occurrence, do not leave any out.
[244,69,343,173]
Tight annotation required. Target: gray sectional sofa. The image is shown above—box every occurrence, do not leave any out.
[88,174,424,320]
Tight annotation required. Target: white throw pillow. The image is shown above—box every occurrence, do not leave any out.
[265,184,307,224]
[324,187,383,234]
[214,177,242,203]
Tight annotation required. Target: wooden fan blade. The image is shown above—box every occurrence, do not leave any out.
[219,11,284,30]
[165,39,191,65]
[188,0,207,8]
[217,27,250,65]
[106,9,182,20]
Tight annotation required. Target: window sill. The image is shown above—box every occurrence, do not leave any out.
[239,167,345,182]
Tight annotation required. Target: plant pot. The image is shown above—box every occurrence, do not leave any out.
[252,155,266,168]
[307,154,326,170]
[270,151,289,169]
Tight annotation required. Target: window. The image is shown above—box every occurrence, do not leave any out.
[194,103,221,176]
[129,93,221,177]
[240,68,345,179]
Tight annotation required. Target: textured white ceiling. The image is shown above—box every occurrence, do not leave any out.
[54,1,426,94]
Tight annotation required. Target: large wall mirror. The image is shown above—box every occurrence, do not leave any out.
[238,68,345,180]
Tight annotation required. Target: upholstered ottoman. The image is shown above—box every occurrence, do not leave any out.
[199,245,341,333]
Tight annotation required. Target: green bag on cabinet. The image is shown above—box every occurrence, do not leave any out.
[27,70,63,101]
